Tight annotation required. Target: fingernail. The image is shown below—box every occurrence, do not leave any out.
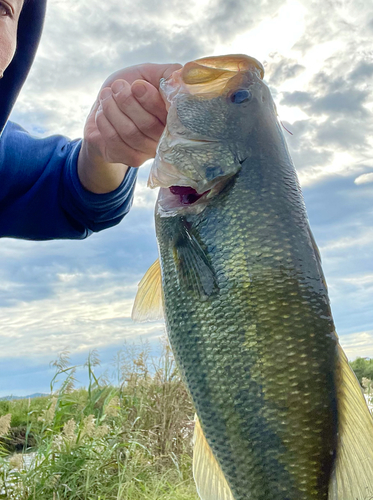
[111,80,125,95]
[100,88,112,101]
[132,83,147,98]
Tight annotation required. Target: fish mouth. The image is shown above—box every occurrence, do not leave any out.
[169,185,211,205]
[157,185,211,215]
[162,154,249,211]
[156,175,233,217]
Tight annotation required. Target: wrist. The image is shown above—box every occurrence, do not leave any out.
[77,140,129,194]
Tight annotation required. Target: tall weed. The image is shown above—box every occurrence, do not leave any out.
[0,341,198,500]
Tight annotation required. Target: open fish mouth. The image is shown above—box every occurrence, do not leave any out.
[169,185,210,205]
[157,185,212,215]
[157,174,234,216]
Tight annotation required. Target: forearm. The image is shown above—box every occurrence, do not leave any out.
[0,122,138,240]
[77,139,129,194]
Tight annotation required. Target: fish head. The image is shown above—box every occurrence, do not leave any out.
[148,54,277,215]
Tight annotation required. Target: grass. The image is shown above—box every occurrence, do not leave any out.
[0,341,199,500]
[4,343,369,499]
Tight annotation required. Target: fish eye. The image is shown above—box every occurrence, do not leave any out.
[230,89,252,104]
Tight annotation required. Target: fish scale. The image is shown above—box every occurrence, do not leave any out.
[156,112,338,499]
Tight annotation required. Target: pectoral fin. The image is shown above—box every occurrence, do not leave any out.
[193,415,235,500]
[173,219,217,299]
[329,343,373,500]
[131,259,164,322]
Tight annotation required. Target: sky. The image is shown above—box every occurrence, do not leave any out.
[1,0,372,396]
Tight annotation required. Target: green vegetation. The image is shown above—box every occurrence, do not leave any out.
[0,342,198,500]
[4,345,370,499]
[349,357,373,386]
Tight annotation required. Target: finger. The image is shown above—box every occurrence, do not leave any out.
[100,63,182,91]
[111,79,166,137]
[131,79,168,125]
[137,63,183,89]
[95,104,149,167]
[99,87,159,157]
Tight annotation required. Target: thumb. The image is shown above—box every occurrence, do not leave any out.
[162,63,183,80]
[140,63,182,89]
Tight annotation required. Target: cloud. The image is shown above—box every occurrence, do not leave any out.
[205,0,285,42]
[281,88,370,119]
[12,0,289,139]
[315,118,369,149]
[12,0,212,138]
[281,91,311,107]
[279,55,373,183]
[266,56,305,86]
[0,279,165,360]
[303,174,373,233]
[288,145,333,178]
[341,330,373,360]
[2,0,373,396]
[355,172,373,185]
[272,0,373,188]
[349,62,373,82]
[313,89,370,118]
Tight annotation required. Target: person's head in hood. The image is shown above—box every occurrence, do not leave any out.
[0,0,22,73]
[0,0,46,133]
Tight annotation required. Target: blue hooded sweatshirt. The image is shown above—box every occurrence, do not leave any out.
[0,0,137,240]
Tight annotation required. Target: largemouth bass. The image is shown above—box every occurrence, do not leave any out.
[133,55,373,500]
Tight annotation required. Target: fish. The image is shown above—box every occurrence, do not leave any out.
[132,54,373,500]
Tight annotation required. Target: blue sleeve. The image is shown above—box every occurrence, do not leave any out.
[0,122,138,240]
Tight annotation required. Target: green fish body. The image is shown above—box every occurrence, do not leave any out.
[133,55,373,500]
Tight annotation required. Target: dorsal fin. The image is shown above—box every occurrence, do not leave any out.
[193,415,235,500]
[131,259,164,322]
[329,343,373,499]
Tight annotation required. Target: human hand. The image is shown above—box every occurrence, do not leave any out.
[78,62,182,194]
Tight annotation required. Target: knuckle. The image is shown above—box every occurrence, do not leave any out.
[105,129,120,144]
[97,119,118,143]
[108,130,120,143]
[115,92,135,111]
[141,115,162,134]
[123,123,141,141]
[100,97,112,113]
[95,111,106,129]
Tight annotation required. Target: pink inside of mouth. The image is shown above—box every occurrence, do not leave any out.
[169,186,210,205]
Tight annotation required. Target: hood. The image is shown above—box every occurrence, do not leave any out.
[0,0,47,134]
